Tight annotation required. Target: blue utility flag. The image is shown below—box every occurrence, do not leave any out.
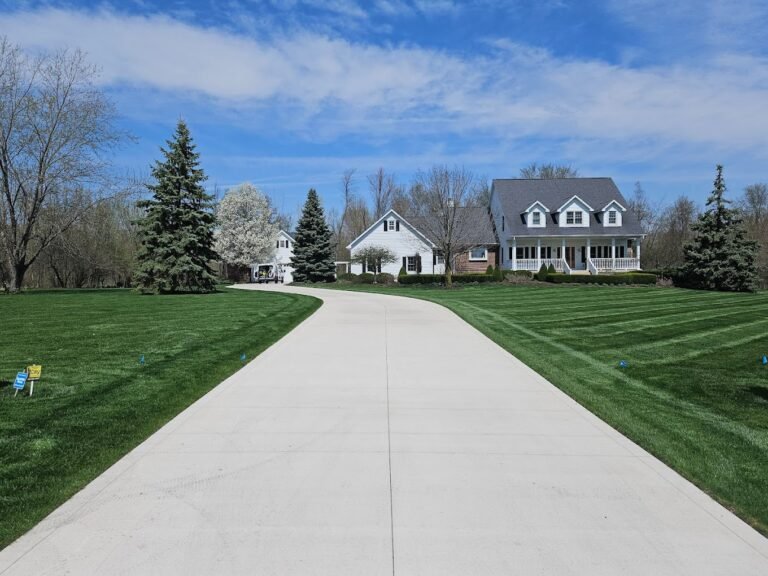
[139,354,145,366]
[762,355,767,365]
[240,353,247,363]
[619,360,628,368]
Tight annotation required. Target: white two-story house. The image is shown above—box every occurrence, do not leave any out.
[489,178,644,274]
[250,230,296,283]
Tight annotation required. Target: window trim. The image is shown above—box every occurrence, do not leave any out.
[468,247,488,261]
[406,256,417,272]
[608,210,617,224]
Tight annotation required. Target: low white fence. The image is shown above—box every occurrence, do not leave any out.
[515,258,564,272]
[592,257,641,271]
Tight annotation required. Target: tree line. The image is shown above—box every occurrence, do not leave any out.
[1,38,764,292]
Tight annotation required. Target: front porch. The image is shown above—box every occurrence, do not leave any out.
[507,237,642,275]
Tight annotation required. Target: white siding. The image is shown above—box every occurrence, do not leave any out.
[350,216,444,276]
[558,198,591,228]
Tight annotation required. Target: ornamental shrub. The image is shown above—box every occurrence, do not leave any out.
[486,265,495,275]
[398,266,408,278]
[376,272,395,285]
[398,274,443,285]
[535,264,549,281]
[352,273,375,284]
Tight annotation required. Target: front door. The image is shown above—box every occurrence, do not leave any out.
[565,246,575,268]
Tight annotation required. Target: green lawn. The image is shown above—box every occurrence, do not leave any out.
[0,288,320,549]
[326,282,768,534]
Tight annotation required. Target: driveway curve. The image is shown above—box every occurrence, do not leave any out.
[1,284,767,575]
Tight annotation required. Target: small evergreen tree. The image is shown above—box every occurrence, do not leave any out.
[135,120,218,293]
[536,263,548,281]
[291,189,336,283]
[682,165,759,292]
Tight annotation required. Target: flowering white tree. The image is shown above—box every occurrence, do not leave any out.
[215,183,279,266]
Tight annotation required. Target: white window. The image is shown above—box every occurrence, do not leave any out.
[566,211,582,225]
[469,247,487,261]
[532,212,541,225]
[407,256,417,272]
[608,211,617,224]
[435,252,444,264]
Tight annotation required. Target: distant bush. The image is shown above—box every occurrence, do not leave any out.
[494,265,504,281]
[547,273,657,285]
[398,274,443,285]
[452,273,496,284]
[398,266,408,278]
[486,265,495,275]
[547,263,556,275]
[352,273,375,284]
[376,272,395,285]
[504,270,533,281]
[535,264,549,281]
[336,272,356,282]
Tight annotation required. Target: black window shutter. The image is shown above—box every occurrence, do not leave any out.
[433,252,436,265]
[416,255,422,273]
[396,221,400,231]
[402,256,407,270]
[383,221,388,232]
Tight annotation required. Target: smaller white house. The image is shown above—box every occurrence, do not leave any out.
[347,210,446,276]
[251,230,296,283]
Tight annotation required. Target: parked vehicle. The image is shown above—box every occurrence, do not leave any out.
[252,263,281,283]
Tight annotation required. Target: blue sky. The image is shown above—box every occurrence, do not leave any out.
[2,0,767,218]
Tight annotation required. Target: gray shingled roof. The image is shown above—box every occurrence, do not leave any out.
[409,206,498,246]
[492,177,643,237]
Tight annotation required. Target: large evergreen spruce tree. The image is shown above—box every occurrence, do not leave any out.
[682,165,759,292]
[135,120,218,293]
[291,189,336,283]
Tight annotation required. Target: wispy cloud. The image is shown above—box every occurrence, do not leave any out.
[1,5,766,188]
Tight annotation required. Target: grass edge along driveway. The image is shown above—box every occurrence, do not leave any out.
[318,282,768,536]
[0,287,320,549]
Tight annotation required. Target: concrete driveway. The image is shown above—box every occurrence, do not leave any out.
[1,284,767,575]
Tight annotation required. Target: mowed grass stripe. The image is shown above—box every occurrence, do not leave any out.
[0,288,320,549]
[325,282,768,534]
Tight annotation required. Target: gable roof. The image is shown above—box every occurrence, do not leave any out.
[492,177,643,237]
[346,208,435,250]
[523,200,550,213]
[347,207,498,250]
[556,194,594,213]
[409,206,498,246]
[602,199,627,212]
[278,229,295,241]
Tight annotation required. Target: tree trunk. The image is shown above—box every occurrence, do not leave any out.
[444,265,452,287]
[9,262,28,293]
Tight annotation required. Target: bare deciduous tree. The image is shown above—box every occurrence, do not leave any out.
[520,162,578,179]
[0,38,123,292]
[408,165,480,286]
[739,183,768,285]
[368,167,397,220]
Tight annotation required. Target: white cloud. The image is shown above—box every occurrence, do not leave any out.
[1,6,767,155]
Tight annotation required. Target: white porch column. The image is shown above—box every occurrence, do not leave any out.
[586,238,591,267]
[512,237,517,271]
[536,239,541,269]
[561,238,566,262]
[636,237,641,269]
[611,238,616,269]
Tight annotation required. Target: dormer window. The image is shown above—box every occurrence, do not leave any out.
[566,211,582,225]
[532,212,541,225]
[608,210,617,224]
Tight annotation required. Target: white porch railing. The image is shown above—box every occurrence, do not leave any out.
[515,259,539,271]
[587,258,598,275]
[562,259,571,275]
[515,258,564,272]
[591,258,641,271]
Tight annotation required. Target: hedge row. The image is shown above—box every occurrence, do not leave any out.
[547,273,657,285]
[398,273,500,285]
